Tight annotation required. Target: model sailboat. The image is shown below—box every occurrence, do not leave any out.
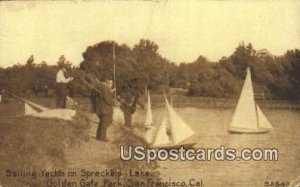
[228,67,273,133]
[151,94,196,148]
[142,90,156,143]
[144,90,154,126]
[4,90,76,120]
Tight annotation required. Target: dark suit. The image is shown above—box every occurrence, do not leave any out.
[90,81,113,141]
[56,83,68,108]
[120,99,135,126]
[119,94,143,126]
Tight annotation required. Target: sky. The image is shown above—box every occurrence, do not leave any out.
[0,0,299,67]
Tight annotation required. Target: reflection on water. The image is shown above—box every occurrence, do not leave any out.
[133,107,300,187]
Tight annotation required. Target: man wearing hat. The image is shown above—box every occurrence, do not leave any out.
[88,77,114,141]
[56,65,73,108]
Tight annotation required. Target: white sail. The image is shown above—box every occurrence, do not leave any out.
[24,101,76,120]
[25,102,40,115]
[31,108,76,121]
[228,67,273,133]
[8,91,75,120]
[144,90,153,126]
[24,99,49,112]
[164,95,195,144]
[113,106,125,124]
[256,104,273,129]
[152,114,171,147]
[229,68,258,131]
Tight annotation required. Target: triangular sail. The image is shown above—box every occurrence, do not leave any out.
[144,90,153,126]
[31,108,76,121]
[229,68,258,130]
[24,100,76,120]
[164,95,195,145]
[25,102,40,115]
[10,91,49,112]
[152,114,171,146]
[113,106,125,124]
[256,104,273,129]
[7,90,75,120]
[28,101,49,111]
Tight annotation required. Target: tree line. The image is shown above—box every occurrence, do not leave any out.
[0,39,299,100]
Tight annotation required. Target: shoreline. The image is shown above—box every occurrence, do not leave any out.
[147,95,300,110]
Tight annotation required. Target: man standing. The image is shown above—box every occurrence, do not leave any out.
[92,79,114,141]
[56,66,73,108]
[83,74,114,141]
[119,93,144,127]
[119,95,135,127]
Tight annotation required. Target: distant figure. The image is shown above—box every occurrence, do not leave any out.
[56,66,73,108]
[94,79,114,141]
[44,85,49,96]
[106,80,116,94]
[33,85,39,96]
[119,95,135,127]
[33,85,49,96]
[0,88,7,104]
[0,88,2,103]
[119,93,144,127]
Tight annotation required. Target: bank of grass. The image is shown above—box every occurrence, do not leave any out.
[0,113,90,186]
[0,97,161,186]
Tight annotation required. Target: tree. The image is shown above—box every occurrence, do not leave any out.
[133,39,171,92]
[57,55,73,70]
[26,55,34,67]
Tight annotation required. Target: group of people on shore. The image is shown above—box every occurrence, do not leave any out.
[56,64,143,142]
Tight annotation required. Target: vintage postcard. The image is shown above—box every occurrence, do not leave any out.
[0,1,299,187]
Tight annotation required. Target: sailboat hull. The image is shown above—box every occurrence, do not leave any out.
[227,68,274,134]
[228,126,272,133]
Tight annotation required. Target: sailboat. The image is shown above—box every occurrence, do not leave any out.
[151,94,196,148]
[23,98,76,120]
[6,90,76,120]
[228,67,273,133]
[144,90,154,127]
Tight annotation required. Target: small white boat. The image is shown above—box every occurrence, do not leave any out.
[144,90,154,127]
[25,100,76,121]
[150,94,196,148]
[228,67,273,133]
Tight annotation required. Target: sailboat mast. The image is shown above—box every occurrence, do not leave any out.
[248,67,260,129]
[145,85,147,101]
[113,42,117,103]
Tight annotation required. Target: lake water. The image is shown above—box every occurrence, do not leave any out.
[133,107,300,187]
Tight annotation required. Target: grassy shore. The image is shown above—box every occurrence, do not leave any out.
[0,112,91,186]
[0,97,159,186]
[150,94,300,109]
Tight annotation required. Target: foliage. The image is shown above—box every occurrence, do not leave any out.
[0,41,299,100]
[79,39,174,97]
